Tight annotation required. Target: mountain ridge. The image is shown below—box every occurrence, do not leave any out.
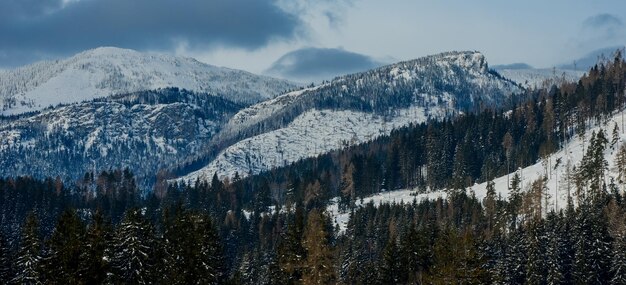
[177,51,524,183]
[0,47,298,115]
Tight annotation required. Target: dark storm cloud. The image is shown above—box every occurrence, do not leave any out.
[0,0,303,67]
[266,47,383,82]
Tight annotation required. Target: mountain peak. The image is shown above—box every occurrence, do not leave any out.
[420,50,487,73]
[75,46,141,57]
[0,48,299,115]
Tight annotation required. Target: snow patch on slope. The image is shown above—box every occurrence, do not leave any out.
[180,105,449,183]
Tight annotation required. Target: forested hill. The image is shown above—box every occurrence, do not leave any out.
[177,51,523,183]
[0,51,624,284]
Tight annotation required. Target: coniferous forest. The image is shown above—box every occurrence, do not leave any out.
[0,54,625,284]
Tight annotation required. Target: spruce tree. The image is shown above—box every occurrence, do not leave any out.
[78,210,111,284]
[573,202,612,284]
[525,221,547,284]
[610,233,626,284]
[277,204,306,285]
[194,212,226,285]
[379,235,404,284]
[108,209,158,285]
[44,208,86,284]
[0,232,10,284]
[12,212,43,285]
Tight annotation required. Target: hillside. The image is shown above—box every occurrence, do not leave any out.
[0,88,242,185]
[0,47,297,115]
[178,51,523,183]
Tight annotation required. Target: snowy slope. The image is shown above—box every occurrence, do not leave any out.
[178,51,523,183]
[0,88,241,185]
[0,47,297,115]
[468,111,626,213]
[496,68,585,89]
[181,105,446,183]
[326,109,626,230]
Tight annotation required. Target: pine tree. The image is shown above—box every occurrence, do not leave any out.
[107,209,158,285]
[43,208,86,284]
[544,213,566,285]
[0,232,10,284]
[302,209,336,285]
[194,212,226,285]
[400,224,431,283]
[12,212,43,285]
[484,180,498,236]
[573,202,612,284]
[616,143,626,185]
[504,229,528,285]
[611,234,626,284]
[78,210,111,285]
[509,172,523,229]
[525,221,547,284]
[277,204,306,285]
[379,235,404,284]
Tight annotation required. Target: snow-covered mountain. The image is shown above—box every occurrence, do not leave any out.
[495,68,585,89]
[178,51,523,183]
[0,47,297,115]
[0,88,242,186]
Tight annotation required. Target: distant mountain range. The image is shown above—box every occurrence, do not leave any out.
[0,48,569,188]
[0,47,298,116]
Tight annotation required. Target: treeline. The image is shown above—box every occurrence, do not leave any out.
[0,51,624,284]
[2,178,626,284]
[192,50,626,211]
[0,206,225,284]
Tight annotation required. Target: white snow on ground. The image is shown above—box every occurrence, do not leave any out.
[327,189,448,233]
[219,84,329,138]
[469,110,626,213]
[496,68,585,89]
[325,109,626,232]
[179,104,450,184]
[0,47,297,115]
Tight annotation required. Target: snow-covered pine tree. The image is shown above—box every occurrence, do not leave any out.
[12,212,43,285]
[378,234,403,284]
[544,213,566,285]
[107,209,158,285]
[573,201,612,284]
[43,208,85,284]
[504,229,528,285]
[610,233,626,284]
[194,213,226,285]
[0,232,11,283]
[78,210,110,285]
[525,221,547,284]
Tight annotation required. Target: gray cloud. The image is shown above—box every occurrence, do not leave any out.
[0,0,303,67]
[581,13,624,42]
[573,13,625,56]
[265,47,384,83]
[583,13,623,29]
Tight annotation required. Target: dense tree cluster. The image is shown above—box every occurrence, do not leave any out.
[0,51,624,283]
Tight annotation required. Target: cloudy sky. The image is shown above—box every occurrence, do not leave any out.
[1,0,625,81]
